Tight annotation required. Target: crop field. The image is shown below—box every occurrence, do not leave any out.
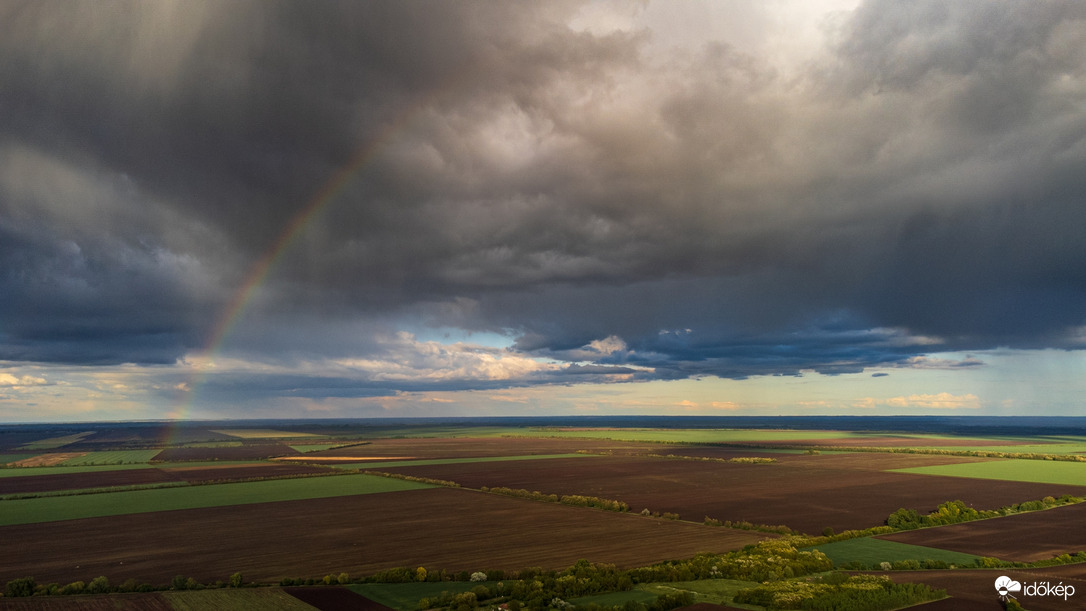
[808,537,984,567]
[879,501,1086,562]
[162,588,321,610]
[373,453,1086,533]
[211,429,326,439]
[17,431,94,450]
[0,589,322,611]
[321,453,594,470]
[4,418,1086,609]
[0,473,430,525]
[0,487,768,585]
[57,449,164,465]
[0,462,333,495]
[887,564,1086,611]
[517,427,1061,449]
[153,443,302,461]
[304,435,658,460]
[894,458,1086,486]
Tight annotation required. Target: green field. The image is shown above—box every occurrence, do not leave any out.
[331,453,594,470]
[18,431,94,449]
[518,428,855,444]
[0,460,258,478]
[807,537,984,567]
[894,459,1086,486]
[0,473,432,526]
[60,449,163,465]
[162,588,318,610]
[0,454,38,464]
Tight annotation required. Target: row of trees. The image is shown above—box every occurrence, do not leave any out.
[3,572,246,598]
[361,470,461,487]
[886,495,1082,530]
[478,487,630,512]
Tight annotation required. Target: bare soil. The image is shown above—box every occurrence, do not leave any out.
[306,436,658,460]
[153,444,301,461]
[879,501,1086,562]
[285,587,390,611]
[0,487,768,586]
[885,563,1086,611]
[374,452,1086,533]
[0,592,174,610]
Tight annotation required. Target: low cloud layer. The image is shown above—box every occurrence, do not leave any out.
[2,1,1085,413]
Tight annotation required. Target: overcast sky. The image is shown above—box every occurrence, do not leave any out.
[2,0,1085,421]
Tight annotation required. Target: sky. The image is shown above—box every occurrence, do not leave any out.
[2,0,1085,422]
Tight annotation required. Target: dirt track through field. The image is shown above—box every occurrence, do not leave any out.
[0,487,768,585]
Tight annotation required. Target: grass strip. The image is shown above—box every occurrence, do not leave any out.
[893,460,1086,486]
[0,473,432,526]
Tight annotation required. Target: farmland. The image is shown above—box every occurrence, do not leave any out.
[2,416,1086,610]
[364,452,1086,533]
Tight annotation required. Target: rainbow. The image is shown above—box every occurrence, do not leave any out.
[166,81,462,434]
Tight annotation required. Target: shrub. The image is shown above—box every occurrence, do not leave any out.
[4,577,36,598]
[87,575,110,594]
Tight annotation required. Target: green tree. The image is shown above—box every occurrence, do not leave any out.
[229,572,243,588]
[886,507,921,529]
[4,576,36,597]
[87,575,110,594]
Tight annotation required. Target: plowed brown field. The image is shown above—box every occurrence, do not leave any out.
[153,444,301,461]
[887,563,1086,611]
[0,592,175,610]
[0,463,332,494]
[0,487,768,585]
[306,436,658,460]
[753,436,1044,448]
[880,501,1086,562]
[375,453,1086,533]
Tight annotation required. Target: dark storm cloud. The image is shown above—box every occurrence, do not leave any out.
[2,0,1085,387]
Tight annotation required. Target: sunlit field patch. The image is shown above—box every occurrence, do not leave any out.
[17,431,94,450]
[894,459,1086,486]
[59,450,163,465]
[210,429,325,439]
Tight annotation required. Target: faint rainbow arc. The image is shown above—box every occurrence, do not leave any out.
[168,84,458,426]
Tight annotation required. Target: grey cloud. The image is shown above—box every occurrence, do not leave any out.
[2,0,1085,386]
